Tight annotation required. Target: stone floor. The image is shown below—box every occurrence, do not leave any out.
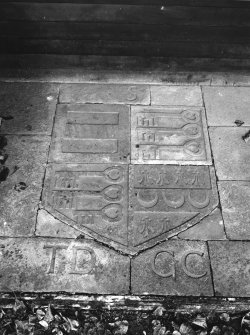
[0,76,250,298]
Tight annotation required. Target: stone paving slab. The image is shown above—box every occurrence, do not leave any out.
[0,136,50,237]
[59,84,150,105]
[209,127,250,180]
[131,106,211,165]
[218,181,250,240]
[0,83,59,135]
[151,86,203,106]
[178,208,226,240]
[36,209,81,238]
[0,237,130,294]
[209,241,250,297]
[203,86,250,126]
[49,104,130,163]
[131,240,213,296]
[42,163,129,248]
[129,165,219,252]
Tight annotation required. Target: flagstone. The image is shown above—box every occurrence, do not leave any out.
[131,240,213,296]
[0,237,130,294]
[218,181,250,240]
[209,127,250,180]
[151,86,203,106]
[209,241,250,297]
[0,82,59,135]
[178,208,226,240]
[0,136,50,237]
[203,86,250,126]
[59,83,150,105]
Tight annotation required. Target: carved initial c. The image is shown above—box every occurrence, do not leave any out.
[152,250,176,280]
[181,250,207,279]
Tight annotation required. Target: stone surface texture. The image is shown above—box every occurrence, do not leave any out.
[151,86,203,106]
[178,208,226,240]
[0,238,130,293]
[131,240,213,296]
[59,84,150,105]
[43,163,128,248]
[36,209,82,238]
[219,181,250,239]
[0,136,50,237]
[209,241,250,297]
[210,127,250,180]
[49,104,130,163]
[0,83,59,134]
[203,86,250,126]
[131,106,211,165]
[1,78,250,297]
[129,165,218,251]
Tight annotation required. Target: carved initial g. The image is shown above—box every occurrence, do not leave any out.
[151,250,176,280]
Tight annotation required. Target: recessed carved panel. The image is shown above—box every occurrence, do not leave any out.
[128,165,218,252]
[49,104,130,163]
[43,164,128,247]
[131,106,211,165]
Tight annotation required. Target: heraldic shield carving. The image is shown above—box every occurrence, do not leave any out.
[42,102,218,255]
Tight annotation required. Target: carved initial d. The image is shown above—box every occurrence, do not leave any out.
[151,250,176,280]
[181,250,207,279]
[70,247,96,275]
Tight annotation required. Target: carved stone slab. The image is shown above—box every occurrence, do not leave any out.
[59,84,150,105]
[131,106,211,165]
[129,165,218,252]
[42,164,128,247]
[49,104,130,163]
[0,238,130,294]
[131,240,213,296]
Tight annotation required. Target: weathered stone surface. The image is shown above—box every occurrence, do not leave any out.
[49,104,130,163]
[0,136,50,236]
[42,164,128,247]
[209,241,250,297]
[59,84,150,105]
[131,240,213,296]
[131,106,211,165]
[129,165,218,251]
[203,87,250,126]
[0,237,130,293]
[36,209,83,238]
[218,181,250,239]
[210,127,250,180]
[178,208,226,240]
[151,86,203,106]
[0,82,58,134]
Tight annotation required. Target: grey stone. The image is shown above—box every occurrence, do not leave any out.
[59,84,150,105]
[49,104,130,163]
[0,136,50,236]
[131,240,213,296]
[42,163,128,248]
[210,127,250,180]
[131,106,211,165]
[203,87,250,126]
[178,208,226,240]
[219,181,250,239]
[0,237,130,294]
[129,165,218,252]
[36,209,83,238]
[151,86,203,106]
[0,82,59,134]
[209,241,250,297]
